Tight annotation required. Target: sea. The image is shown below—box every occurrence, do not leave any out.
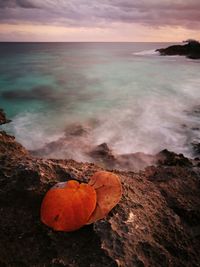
[0,42,200,161]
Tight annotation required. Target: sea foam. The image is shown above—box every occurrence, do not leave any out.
[133,49,159,56]
[1,42,200,164]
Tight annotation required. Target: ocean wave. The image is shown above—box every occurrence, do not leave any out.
[133,49,159,56]
[4,112,65,150]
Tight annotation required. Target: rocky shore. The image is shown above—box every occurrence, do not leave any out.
[156,40,200,59]
[0,109,200,267]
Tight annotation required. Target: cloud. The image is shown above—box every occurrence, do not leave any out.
[0,0,40,9]
[0,0,200,30]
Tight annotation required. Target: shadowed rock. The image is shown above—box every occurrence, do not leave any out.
[1,110,199,267]
[89,143,116,168]
[89,143,157,171]
[0,109,11,125]
[191,143,200,157]
[156,149,192,167]
[156,39,200,59]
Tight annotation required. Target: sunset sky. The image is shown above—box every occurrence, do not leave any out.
[0,0,200,42]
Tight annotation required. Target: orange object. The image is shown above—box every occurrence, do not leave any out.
[87,171,122,224]
[41,180,97,232]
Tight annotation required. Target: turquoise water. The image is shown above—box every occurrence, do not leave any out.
[1,42,200,159]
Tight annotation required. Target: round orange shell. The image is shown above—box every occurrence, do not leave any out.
[41,180,97,232]
[87,171,122,224]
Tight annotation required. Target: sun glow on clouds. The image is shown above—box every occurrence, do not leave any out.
[0,23,199,42]
[0,0,200,41]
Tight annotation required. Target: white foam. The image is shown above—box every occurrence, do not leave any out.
[7,76,200,162]
[90,78,200,158]
[133,49,159,56]
[5,112,64,150]
[4,52,200,164]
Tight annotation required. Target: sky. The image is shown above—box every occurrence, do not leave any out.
[0,0,200,42]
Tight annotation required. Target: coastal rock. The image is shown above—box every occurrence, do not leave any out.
[156,39,200,59]
[115,152,157,171]
[64,123,89,137]
[30,122,95,160]
[89,143,116,168]
[89,143,158,171]
[0,108,11,125]
[191,142,200,157]
[33,138,157,172]
[156,149,192,167]
[0,110,200,267]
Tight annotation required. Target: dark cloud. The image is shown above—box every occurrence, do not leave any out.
[16,0,40,8]
[0,0,200,29]
[0,0,40,9]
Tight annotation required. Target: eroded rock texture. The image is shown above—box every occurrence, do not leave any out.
[0,110,200,267]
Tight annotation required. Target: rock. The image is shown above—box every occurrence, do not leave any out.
[115,152,157,172]
[30,131,92,161]
[89,143,116,168]
[156,149,192,167]
[1,109,200,267]
[145,164,200,226]
[156,39,200,59]
[191,143,200,156]
[89,144,157,171]
[0,109,11,125]
[64,124,89,137]
[32,138,157,172]
[95,164,200,267]
[30,122,95,160]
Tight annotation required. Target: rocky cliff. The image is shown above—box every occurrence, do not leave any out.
[156,40,200,59]
[0,110,200,267]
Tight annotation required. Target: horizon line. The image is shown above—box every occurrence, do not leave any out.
[0,41,180,43]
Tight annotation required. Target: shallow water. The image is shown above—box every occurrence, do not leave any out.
[0,42,200,160]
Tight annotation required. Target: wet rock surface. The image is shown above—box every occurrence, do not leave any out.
[0,109,200,267]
